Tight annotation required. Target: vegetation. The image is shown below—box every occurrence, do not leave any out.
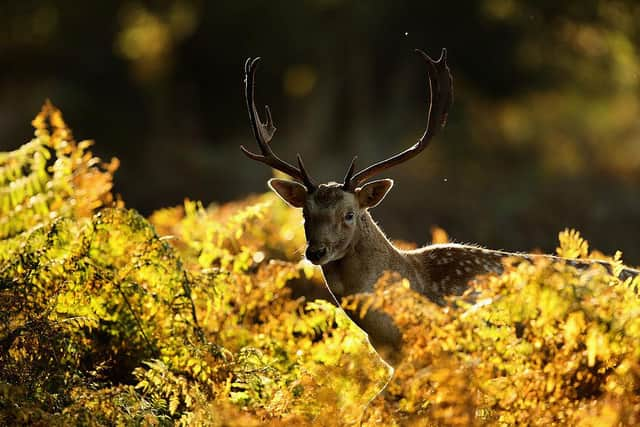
[1,106,639,425]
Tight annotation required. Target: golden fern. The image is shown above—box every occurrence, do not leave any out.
[2,104,640,426]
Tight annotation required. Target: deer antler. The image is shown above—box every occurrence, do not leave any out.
[342,48,453,191]
[240,57,316,191]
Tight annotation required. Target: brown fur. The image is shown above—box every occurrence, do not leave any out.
[270,179,639,365]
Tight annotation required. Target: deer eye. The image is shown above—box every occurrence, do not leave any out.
[344,212,355,222]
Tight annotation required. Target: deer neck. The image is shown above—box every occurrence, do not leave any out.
[321,211,404,299]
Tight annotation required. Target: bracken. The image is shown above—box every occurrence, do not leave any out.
[1,105,639,426]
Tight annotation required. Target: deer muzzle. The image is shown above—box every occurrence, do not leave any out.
[305,246,327,264]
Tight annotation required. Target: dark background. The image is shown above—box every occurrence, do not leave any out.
[1,1,640,261]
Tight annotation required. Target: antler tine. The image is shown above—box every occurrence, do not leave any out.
[343,48,453,190]
[342,155,357,186]
[296,154,315,190]
[240,57,316,191]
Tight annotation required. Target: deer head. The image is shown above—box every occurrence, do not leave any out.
[241,50,453,265]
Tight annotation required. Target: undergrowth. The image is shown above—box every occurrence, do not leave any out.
[1,104,639,426]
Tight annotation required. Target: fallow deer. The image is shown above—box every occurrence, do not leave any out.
[240,50,639,362]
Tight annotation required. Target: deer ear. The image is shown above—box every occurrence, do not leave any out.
[356,179,393,208]
[268,178,307,208]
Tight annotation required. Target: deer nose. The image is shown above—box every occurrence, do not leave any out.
[306,246,327,263]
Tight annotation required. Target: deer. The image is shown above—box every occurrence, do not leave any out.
[240,50,639,364]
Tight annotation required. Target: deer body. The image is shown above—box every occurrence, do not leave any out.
[321,215,481,299]
[239,51,638,363]
[313,195,639,357]
[320,209,504,302]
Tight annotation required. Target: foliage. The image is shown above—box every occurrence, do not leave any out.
[148,196,391,425]
[0,105,390,426]
[349,231,640,426]
[1,106,640,425]
[0,101,119,238]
